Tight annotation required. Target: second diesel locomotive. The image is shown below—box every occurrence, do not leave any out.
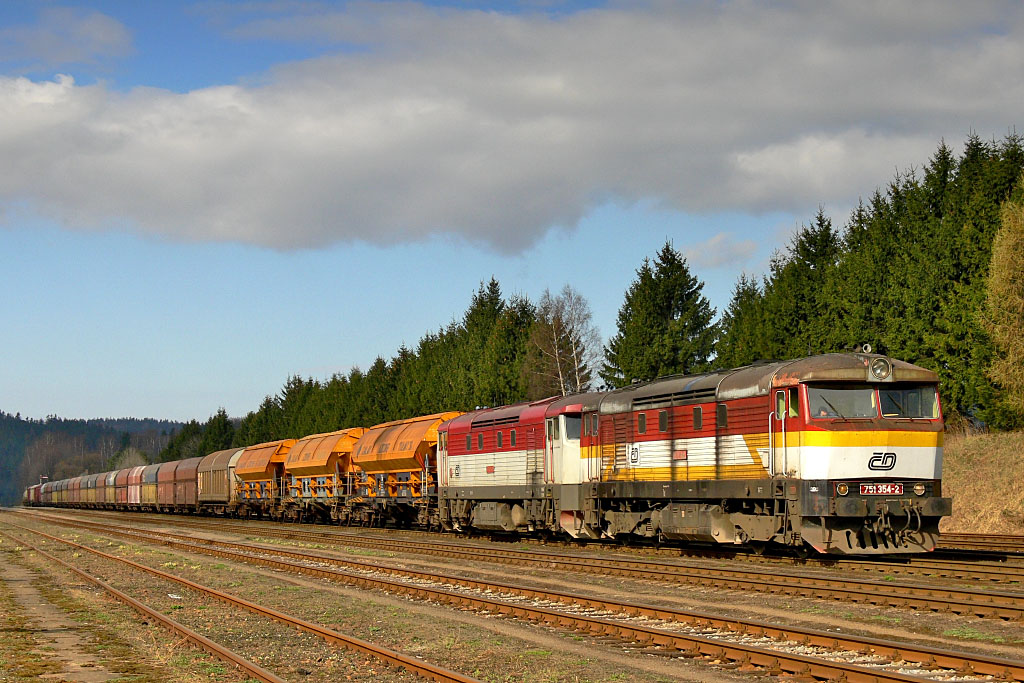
[25,352,951,555]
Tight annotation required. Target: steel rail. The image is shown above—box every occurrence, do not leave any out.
[17,509,1024,621]
[17,513,1024,682]
[26,508,1024,582]
[1,521,479,683]
[0,529,286,683]
[939,533,1024,554]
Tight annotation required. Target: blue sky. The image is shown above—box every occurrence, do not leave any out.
[1,1,1021,422]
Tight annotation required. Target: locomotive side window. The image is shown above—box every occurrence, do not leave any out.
[466,435,471,451]
[510,429,517,447]
[497,431,503,448]
[478,433,484,449]
[637,413,646,434]
[659,410,668,432]
[693,406,702,430]
[717,404,727,428]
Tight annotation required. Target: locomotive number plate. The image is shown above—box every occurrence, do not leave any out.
[860,483,903,495]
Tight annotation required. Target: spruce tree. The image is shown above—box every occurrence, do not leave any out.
[601,241,716,387]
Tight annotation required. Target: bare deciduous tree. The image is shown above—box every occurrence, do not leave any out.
[525,285,603,398]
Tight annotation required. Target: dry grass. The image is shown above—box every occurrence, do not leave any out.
[941,430,1024,534]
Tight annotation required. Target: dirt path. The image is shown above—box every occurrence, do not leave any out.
[0,558,118,682]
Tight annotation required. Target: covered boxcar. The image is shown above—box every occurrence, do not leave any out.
[172,457,202,512]
[157,461,180,512]
[141,463,160,510]
[115,469,130,507]
[127,465,146,507]
[104,471,118,508]
[197,447,245,515]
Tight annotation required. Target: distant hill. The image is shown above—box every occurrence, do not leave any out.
[0,411,183,506]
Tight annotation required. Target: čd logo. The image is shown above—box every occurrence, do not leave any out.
[868,452,897,471]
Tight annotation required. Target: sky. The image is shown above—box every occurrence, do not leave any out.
[1,1,1021,422]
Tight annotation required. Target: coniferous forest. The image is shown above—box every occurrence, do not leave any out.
[5,133,1023,503]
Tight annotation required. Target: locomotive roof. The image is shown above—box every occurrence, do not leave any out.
[600,353,939,413]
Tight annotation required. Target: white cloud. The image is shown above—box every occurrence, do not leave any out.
[684,233,758,269]
[0,8,132,68]
[0,1,1022,252]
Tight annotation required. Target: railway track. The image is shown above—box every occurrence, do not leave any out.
[0,529,286,683]
[1,519,479,683]
[9,511,1024,682]
[30,509,1024,621]
[939,533,1024,554]
[39,508,1024,585]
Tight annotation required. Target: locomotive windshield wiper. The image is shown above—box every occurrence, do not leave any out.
[822,396,847,420]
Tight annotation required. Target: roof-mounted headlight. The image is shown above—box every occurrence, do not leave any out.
[870,358,892,381]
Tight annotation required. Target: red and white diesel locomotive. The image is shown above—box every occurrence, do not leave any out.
[25,352,951,555]
[438,351,950,554]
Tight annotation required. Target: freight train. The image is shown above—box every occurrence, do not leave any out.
[23,352,952,555]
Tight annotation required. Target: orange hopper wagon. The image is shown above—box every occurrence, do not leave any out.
[234,439,296,519]
[350,411,461,527]
[281,427,366,523]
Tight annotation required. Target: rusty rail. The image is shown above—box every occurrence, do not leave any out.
[0,529,285,683]
[1,521,478,683]
[13,512,1024,682]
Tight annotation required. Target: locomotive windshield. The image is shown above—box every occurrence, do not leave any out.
[806,385,877,419]
[807,383,941,420]
[879,384,939,418]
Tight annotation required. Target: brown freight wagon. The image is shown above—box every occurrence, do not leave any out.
[115,468,130,507]
[197,447,245,515]
[157,461,179,512]
[173,457,203,512]
[128,465,146,507]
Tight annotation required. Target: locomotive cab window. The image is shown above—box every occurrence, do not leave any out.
[880,385,939,419]
[807,385,877,419]
[775,392,786,420]
[788,387,800,417]
[564,415,581,441]
[592,414,599,436]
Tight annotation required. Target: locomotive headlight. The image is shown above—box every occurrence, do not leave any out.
[870,357,892,381]
[836,482,849,496]
[913,483,926,496]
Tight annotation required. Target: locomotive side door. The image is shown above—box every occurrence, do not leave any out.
[770,387,800,477]
[545,417,562,484]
